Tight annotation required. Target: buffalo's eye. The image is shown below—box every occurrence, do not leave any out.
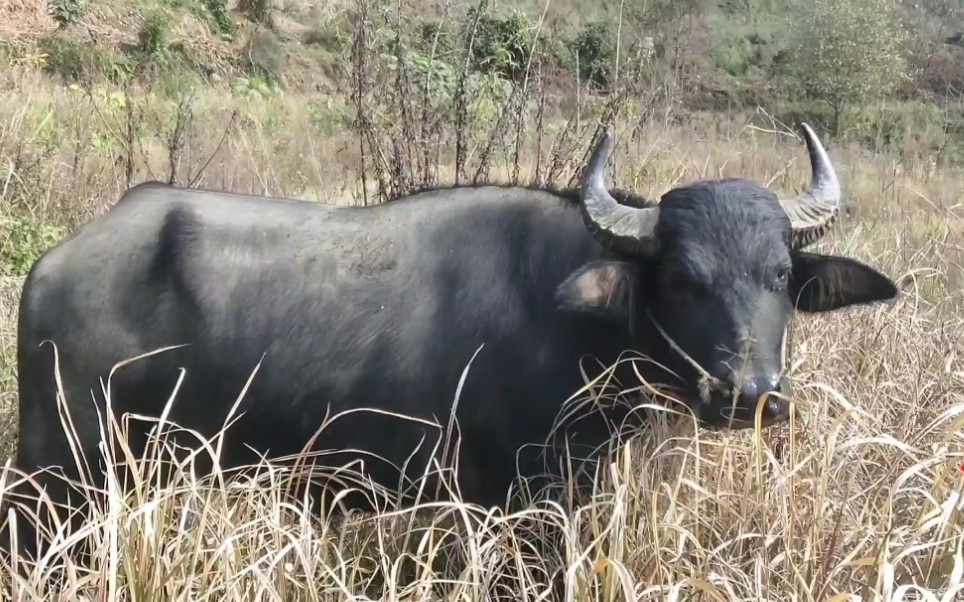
[772,267,790,290]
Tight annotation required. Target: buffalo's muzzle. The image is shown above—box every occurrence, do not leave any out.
[698,375,794,429]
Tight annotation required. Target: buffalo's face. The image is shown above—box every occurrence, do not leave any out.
[649,181,797,428]
[557,125,899,430]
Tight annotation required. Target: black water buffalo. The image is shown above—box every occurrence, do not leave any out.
[4,124,896,559]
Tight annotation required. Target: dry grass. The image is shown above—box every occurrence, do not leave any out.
[0,0,56,41]
[1,54,963,600]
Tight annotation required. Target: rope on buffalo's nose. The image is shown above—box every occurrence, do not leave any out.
[645,310,724,405]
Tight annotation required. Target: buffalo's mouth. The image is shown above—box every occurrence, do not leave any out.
[695,376,794,429]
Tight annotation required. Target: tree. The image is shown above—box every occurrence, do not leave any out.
[788,0,909,136]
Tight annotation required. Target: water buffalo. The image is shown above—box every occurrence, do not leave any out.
[3,124,897,559]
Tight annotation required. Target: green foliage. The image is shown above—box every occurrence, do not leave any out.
[847,101,959,156]
[303,25,339,50]
[786,0,909,135]
[164,0,234,37]
[711,26,785,87]
[138,9,170,58]
[463,71,515,138]
[697,3,797,98]
[766,98,964,166]
[570,21,615,88]
[417,20,456,57]
[47,0,87,29]
[241,28,286,83]
[36,12,199,93]
[239,0,273,25]
[0,216,66,277]
[233,74,281,98]
[404,51,460,97]
[0,38,47,70]
[156,65,204,99]
[719,0,749,15]
[469,10,536,81]
[131,8,204,83]
[201,0,234,37]
[37,34,133,84]
[712,34,752,78]
[306,97,354,136]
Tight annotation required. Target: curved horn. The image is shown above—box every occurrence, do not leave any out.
[779,122,841,249]
[579,130,660,255]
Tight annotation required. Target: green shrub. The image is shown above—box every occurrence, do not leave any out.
[156,65,204,98]
[37,33,132,83]
[417,20,456,57]
[167,0,233,37]
[847,102,954,154]
[138,9,170,59]
[47,0,87,29]
[469,10,536,81]
[303,24,341,51]
[239,0,272,25]
[202,0,234,37]
[764,99,959,160]
[0,216,66,277]
[402,50,459,98]
[233,74,280,99]
[712,32,752,78]
[570,21,615,88]
[131,9,209,84]
[241,28,285,83]
[306,97,354,136]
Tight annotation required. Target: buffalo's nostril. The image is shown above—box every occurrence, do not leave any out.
[736,379,760,403]
[735,373,782,406]
[764,396,783,416]
[759,376,792,421]
[704,372,792,428]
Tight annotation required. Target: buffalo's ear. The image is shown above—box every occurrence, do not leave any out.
[790,251,899,313]
[556,260,639,324]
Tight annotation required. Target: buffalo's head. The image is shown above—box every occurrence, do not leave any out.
[556,124,898,429]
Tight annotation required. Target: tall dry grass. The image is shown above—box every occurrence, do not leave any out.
[0,4,963,598]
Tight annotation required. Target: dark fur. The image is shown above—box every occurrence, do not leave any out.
[3,177,898,562]
[395,181,655,209]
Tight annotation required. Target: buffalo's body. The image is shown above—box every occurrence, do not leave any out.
[14,184,638,512]
[4,126,899,561]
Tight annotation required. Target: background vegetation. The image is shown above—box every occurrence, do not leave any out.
[0,0,962,599]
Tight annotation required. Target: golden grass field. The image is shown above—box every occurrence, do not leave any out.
[0,68,963,600]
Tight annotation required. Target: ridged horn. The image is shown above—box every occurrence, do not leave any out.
[579,130,660,255]
[779,123,841,249]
